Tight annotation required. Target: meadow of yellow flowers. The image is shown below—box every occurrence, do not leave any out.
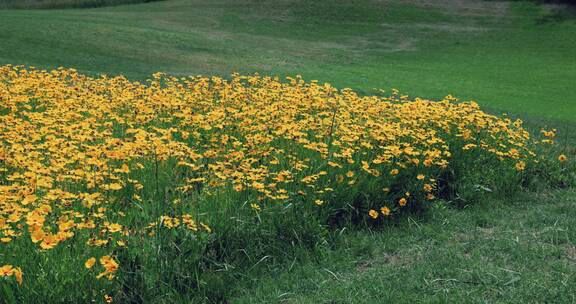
[0,65,570,301]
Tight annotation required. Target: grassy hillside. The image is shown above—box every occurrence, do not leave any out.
[0,0,162,9]
[0,0,575,121]
[0,1,575,303]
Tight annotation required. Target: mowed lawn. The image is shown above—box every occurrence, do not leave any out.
[0,0,575,121]
[0,1,575,303]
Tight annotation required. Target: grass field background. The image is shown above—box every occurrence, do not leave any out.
[0,0,575,121]
[0,0,161,9]
[0,0,575,303]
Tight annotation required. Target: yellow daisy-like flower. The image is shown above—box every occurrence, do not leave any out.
[398,198,407,207]
[515,161,526,171]
[417,174,425,180]
[380,207,391,216]
[558,154,567,162]
[104,294,113,303]
[368,209,379,219]
[85,257,96,269]
[250,203,261,212]
[13,268,23,286]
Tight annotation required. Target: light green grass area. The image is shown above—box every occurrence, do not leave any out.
[0,0,575,121]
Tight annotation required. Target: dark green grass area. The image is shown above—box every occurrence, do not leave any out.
[231,189,576,303]
[0,0,575,120]
[0,0,162,9]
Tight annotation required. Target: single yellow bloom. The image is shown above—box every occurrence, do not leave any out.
[380,207,391,216]
[558,154,567,162]
[250,203,261,212]
[200,223,212,233]
[13,268,23,286]
[104,295,113,303]
[85,257,96,269]
[399,198,407,206]
[0,265,14,276]
[368,209,378,219]
[106,183,123,191]
[107,223,123,233]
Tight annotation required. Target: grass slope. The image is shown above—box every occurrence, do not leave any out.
[0,0,162,9]
[0,1,575,303]
[0,0,574,121]
[232,189,576,303]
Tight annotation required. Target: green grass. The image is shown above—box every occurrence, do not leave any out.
[0,0,575,121]
[0,0,162,9]
[231,189,576,303]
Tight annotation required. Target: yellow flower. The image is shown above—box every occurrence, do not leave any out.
[13,267,23,286]
[0,265,14,277]
[398,198,407,207]
[390,169,399,175]
[107,223,123,233]
[85,257,96,269]
[97,256,119,280]
[368,209,378,219]
[39,234,59,250]
[250,203,261,212]
[0,265,22,285]
[417,174,425,180]
[380,207,391,216]
[558,154,567,162]
[515,161,526,171]
[104,294,113,303]
[105,183,123,191]
[200,223,212,233]
[314,199,324,206]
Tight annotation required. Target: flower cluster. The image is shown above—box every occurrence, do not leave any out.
[0,65,542,287]
[0,264,23,285]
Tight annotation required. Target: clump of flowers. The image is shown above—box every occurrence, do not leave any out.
[0,265,23,286]
[0,65,568,299]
